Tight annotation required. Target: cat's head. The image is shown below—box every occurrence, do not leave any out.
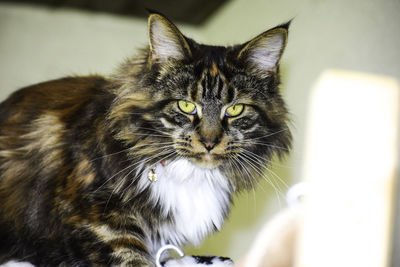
[110,12,292,190]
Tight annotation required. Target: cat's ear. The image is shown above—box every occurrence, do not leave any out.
[148,13,192,62]
[238,22,290,73]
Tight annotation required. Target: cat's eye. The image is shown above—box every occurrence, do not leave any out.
[178,100,197,115]
[225,104,244,117]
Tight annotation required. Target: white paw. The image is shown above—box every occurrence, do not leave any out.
[163,255,233,267]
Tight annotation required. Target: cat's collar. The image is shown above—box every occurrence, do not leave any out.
[147,160,167,182]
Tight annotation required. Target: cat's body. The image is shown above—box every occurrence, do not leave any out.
[0,13,291,266]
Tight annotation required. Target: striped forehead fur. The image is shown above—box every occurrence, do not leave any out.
[192,67,233,104]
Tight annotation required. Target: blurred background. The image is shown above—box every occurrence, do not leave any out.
[0,0,399,262]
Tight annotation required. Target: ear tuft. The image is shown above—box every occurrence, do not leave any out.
[238,25,289,72]
[148,14,191,62]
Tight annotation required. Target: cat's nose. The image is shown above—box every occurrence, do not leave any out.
[200,138,218,152]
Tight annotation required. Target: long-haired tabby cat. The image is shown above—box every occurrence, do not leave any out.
[0,11,291,267]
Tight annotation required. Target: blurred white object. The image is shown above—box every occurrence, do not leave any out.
[156,244,185,267]
[286,182,309,206]
[1,261,34,267]
[296,70,399,267]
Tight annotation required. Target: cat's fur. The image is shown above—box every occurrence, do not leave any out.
[0,12,291,266]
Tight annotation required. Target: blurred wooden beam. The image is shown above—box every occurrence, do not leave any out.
[0,0,229,25]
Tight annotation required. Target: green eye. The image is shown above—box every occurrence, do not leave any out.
[225,104,244,117]
[178,100,197,115]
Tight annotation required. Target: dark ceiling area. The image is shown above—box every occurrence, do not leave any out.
[0,0,229,25]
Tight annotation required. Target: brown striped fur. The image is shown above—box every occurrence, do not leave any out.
[0,13,292,266]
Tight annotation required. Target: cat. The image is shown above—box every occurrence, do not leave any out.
[0,11,292,267]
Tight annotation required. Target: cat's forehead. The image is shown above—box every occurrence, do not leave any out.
[191,63,234,105]
[157,44,256,104]
[196,44,228,66]
[183,45,235,103]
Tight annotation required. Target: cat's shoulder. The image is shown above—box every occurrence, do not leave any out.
[0,75,112,126]
[10,75,108,100]
[0,75,109,119]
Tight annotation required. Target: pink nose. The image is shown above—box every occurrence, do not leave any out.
[200,138,218,152]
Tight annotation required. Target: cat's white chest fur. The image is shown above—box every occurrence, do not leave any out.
[139,159,231,252]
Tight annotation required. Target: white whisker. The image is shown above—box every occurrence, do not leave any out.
[103,149,178,212]
[229,156,258,208]
[237,128,289,142]
[240,148,289,190]
[236,153,285,206]
[232,140,290,152]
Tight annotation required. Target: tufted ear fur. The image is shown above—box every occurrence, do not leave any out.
[238,23,289,73]
[148,13,192,63]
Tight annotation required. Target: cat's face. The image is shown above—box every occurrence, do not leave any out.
[156,65,248,169]
[110,13,292,188]
[152,60,288,170]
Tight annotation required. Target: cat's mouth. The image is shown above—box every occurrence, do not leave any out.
[184,153,223,169]
[157,154,222,170]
